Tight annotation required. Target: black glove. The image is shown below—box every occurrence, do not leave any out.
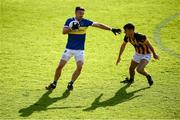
[71,21,80,30]
[111,28,121,35]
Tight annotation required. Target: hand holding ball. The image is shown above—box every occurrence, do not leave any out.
[69,21,80,31]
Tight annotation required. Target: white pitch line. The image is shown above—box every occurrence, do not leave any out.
[153,13,180,58]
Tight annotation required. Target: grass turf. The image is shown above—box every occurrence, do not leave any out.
[0,0,180,119]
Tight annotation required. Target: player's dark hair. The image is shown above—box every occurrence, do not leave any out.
[75,6,85,12]
[123,23,135,30]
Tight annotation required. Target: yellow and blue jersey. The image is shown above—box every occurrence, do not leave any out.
[64,17,94,50]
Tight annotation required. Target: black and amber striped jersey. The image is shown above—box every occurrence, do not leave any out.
[124,33,151,54]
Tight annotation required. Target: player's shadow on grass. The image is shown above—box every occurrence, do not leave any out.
[19,89,70,117]
[83,84,149,111]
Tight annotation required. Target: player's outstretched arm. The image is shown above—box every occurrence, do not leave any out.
[116,42,127,65]
[146,40,159,60]
[92,22,121,35]
[62,27,71,34]
[92,22,111,30]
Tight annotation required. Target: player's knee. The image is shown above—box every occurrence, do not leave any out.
[76,65,83,72]
[76,61,83,72]
[136,67,143,73]
[77,66,83,72]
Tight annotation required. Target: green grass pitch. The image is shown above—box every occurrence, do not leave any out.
[0,0,180,119]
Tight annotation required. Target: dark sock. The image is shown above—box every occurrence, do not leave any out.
[53,80,57,85]
[69,80,74,84]
[146,75,151,79]
[129,78,134,81]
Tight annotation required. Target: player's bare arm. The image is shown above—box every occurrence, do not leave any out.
[146,40,159,60]
[46,6,122,91]
[92,22,112,30]
[92,22,121,35]
[118,23,155,86]
[62,27,71,34]
[116,41,127,65]
[63,19,80,34]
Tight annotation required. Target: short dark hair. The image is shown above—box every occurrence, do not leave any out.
[75,6,85,12]
[123,23,135,30]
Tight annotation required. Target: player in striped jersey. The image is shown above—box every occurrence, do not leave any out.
[116,23,159,86]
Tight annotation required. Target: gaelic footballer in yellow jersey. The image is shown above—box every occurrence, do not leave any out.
[116,23,159,86]
[46,6,121,91]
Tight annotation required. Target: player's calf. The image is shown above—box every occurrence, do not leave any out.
[67,61,83,91]
[136,67,144,74]
[136,67,154,86]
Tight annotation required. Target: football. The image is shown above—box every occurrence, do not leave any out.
[69,20,80,30]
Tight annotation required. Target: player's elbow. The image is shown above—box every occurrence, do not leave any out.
[62,31,66,34]
[92,23,101,28]
[62,30,67,35]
